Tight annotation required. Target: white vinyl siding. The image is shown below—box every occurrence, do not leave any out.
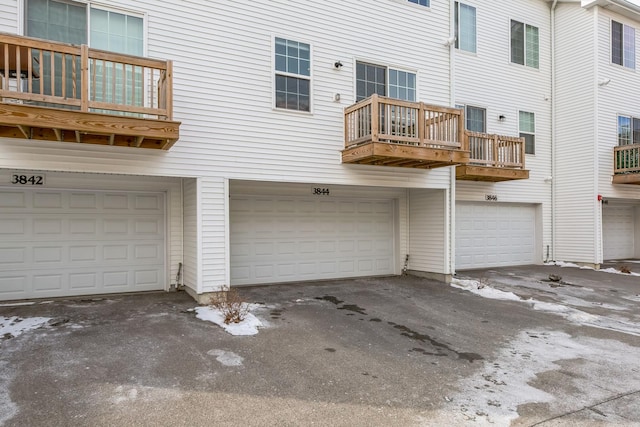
[182,178,199,293]
[454,0,551,264]
[408,189,447,273]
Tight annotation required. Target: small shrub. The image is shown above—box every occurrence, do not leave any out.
[619,265,632,274]
[210,288,249,325]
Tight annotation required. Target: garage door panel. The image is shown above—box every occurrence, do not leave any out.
[0,189,166,300]
[456,202,535,270]
[603,207,635,260]
[231,195,395,285]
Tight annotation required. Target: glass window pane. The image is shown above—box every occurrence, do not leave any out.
[275,38,286,55]
[624,25,635,69]
[275,55,286,72]
[633,118,640,144]
[526,25,539,68]
[511,20,524,65]
[458,3,477,53]
[612,21,623,65]
[619,115,632,145]
[356,61,386,100]
[466,106,486,132]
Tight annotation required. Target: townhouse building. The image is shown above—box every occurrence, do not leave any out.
[0,0,636,302]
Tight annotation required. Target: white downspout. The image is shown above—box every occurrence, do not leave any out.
[550,0,558,262]
[449,0,457,276]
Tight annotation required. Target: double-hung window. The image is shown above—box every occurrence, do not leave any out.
[612,21,635,69]
[275,37,311,112]
[356,62,416,102]
[511,20,539,69]
[455,2,477,53]
[617,115,640,145]
[519,111,536,154]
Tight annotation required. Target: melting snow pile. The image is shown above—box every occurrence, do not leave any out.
[450,278,521,301]
[194,304,263,336]
[1,316,51,339]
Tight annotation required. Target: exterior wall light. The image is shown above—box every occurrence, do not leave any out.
[334,61,343,69]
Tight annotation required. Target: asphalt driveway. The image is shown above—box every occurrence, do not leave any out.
[1,265,639,426]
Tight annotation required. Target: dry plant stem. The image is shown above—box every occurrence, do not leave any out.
[210,288,249,324]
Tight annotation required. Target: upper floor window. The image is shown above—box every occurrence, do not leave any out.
[408,0,429,7]
[274,37,311,112]
[519,111,535,154]
[25,0,143,105]
[511,20,539,69]
[617,115,640,146]
[612,21,635,69]
[356,62,416,102]
[25,0,143,54]
[455,2,477,53]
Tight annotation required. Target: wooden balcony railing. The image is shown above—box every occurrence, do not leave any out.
[344,94,466,150]
[343,95,469,168]
[466,131,526,169]
[613,144,640,184]
[0,33,178,149]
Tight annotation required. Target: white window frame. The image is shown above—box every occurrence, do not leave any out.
[510,19,539,69]
[407,0,430,8]
[611,20,636,69]
[457,104,486,133]
[455,2,477,54]
[519,110,536,155]
[273,36,313,113]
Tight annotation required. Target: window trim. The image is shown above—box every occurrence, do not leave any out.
[510,19,540,69]
[455,1,477,54]
[518,110,536,155]
[611,19,636,70]
[272,36,313,113]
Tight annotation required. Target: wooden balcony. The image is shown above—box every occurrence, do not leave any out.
[342,94,469,169]
[613,144,640,184]
[0,33,179,150]
[456,131,529,182]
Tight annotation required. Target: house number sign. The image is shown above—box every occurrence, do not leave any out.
[10,172,45,186]
[485,194,498,201]
[312,187,330,195]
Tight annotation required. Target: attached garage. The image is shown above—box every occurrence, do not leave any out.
[230,194,396,285]
[603,205,635,260]
[0,188,166,301]
[456,202,536,270]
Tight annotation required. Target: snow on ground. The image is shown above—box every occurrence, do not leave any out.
[194,304,264,336]
[423,330,640,426]
[1,316,51,339]
[207,349,244,366]
[450,278,521,301]
[450,278,640,336]
[546,260,640,276]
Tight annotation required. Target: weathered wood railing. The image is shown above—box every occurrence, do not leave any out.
[466,131,526,169]
[614,144,640,174]
[0,33,172,120]
[344,94,467,150]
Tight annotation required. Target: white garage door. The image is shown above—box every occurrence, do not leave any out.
[0,189,166,300]
[230,195,395,285]
[456,202,536,270]
[603,206,635,260]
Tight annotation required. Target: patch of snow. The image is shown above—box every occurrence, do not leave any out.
[546,261,640,276]
[451,278,521,301]
[112,386,139,404]
[194,304,263,336]
[1,316,51,338]
[451,280,640,336]
[423,330,640,426]
[207,349,244,366]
